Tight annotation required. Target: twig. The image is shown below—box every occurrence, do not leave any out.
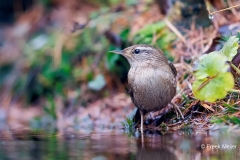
[227,0,238,17]
[53,33,65,68]
[230,62,240,74]
[230,89,240,93]
[164,18,187,44]
[205,0,240,15]
[170,102,184,119]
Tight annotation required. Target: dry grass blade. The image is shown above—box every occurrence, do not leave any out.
[164,18,186,44]
[201,103,215,112]
[205,0,240,15]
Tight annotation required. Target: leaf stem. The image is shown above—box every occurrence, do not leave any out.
[230,62,240,74]
[230,89,240,93]
[196,74,217,91]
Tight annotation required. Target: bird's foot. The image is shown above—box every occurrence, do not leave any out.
[170,102,184,119]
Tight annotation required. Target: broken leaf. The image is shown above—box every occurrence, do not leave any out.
[220,36,239,61]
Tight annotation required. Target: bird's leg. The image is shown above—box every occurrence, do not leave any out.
[133,109,141,127]
[140,111,144,134]
[170,102,184,119]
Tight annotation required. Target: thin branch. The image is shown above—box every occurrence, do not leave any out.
[164,18,187,44]
[205,0,240,15]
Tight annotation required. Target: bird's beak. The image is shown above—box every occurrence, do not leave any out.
[109,50,123,54]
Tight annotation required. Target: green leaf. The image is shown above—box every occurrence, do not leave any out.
[211,115,240,125]
[125,0,138,6]
[193,51,234,102]
[193,51,229,79]
[210,116,224,124]
[122,117,134,129]
[40,0,51,7]
[106,52,120,70]
[220,36,239,61]
[135,22,166,37]
[44,96,57,120]
[192,35,240,102]
[120,28,130,41]
[193,72,234,102]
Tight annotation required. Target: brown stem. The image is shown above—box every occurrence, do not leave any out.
[196,74,218,91]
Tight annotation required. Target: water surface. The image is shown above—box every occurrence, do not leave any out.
[0,129,239,160]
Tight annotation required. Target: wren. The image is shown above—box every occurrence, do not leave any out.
[111,44,182,133]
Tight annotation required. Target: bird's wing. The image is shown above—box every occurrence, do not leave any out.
[128,84,135,103]
[168,61,177,77]
[128,83,140,109]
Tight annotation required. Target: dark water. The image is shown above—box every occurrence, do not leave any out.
[0,129,239,160]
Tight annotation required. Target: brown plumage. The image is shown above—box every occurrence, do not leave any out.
[111,44,178,133]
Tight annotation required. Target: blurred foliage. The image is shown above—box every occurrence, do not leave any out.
[0,0,178,131]
[11,26,112,104]
[219,32,240,43]
[211,114,240,125]
[44,96,57,120]
[122,117,136,135]
[39,0,138,8]
[132,22,176,61]
[122,117,134,129]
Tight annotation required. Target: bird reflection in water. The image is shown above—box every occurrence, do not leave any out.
[135,131,177,160]
[136,147,177,160]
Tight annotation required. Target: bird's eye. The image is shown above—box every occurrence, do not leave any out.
[134,49,140,54]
